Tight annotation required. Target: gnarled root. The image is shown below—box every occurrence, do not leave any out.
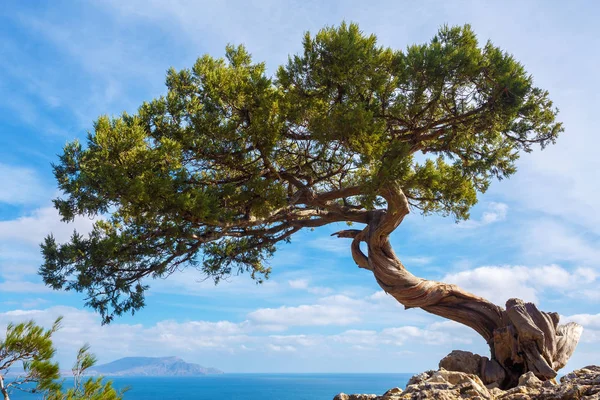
[438,297,582,389]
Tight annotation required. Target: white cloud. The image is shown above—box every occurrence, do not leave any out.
[402,256,434,266]
[0,206,91,295]
[248,303,360,327]
[288,279,309,289]
[0,306,255,366]
[578,330,600,344]
[0,164,48,205]
[0,304,459,371]
[247,292,437,332]
[332,329,378,347]
[381,325,472,346]
[442,264,597,306]
[331,322,474,349]
[0,281,52,293]
[0,263,38,280]
[268,335,322,348]
[521,219,600,266]
[481,202,508,224]
[368,291,390,301]
[457,202,508,229]
[287,278,334,296]
[562,313,600,329]
[561,313,600,344]
[266,344,297,352]
[0,206,96,246]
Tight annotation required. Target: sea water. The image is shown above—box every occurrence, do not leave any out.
[8,373,411,400]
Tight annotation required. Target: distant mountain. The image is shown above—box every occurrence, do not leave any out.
[89,356,223,376]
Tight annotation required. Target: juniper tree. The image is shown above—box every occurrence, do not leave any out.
[41,23,581,388]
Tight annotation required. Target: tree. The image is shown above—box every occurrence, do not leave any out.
[40,23,580,388]
[46,344,126,400]
[0,318,125,400]
[0,318,62,400]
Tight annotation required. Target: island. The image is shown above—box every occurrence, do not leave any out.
[88,356,223,376]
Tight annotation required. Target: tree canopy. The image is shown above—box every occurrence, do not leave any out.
[41,23,562,323]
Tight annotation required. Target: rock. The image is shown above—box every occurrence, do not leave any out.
[333,394,378,400]
[440,350,482,376]
[517,372,542,388]
[380,387,402,400]
[402,369,492,399]
[405,370,435,386]
[333,365,600,400]
[333,394,349,400]
[560,365,600,386]
[439,350,506,387]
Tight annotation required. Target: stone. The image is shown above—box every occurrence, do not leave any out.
[517,372,542,388]
[439,350,482,376]
[400,369,493,399]
[333,365,600,400]
[380,387,402,400]
[405,370,434,386]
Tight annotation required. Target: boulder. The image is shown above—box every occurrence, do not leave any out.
[439,350,482,375]
[517,372,542,388]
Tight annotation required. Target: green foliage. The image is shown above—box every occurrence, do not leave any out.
[41,23,562,323]
[46,344,126,400]
[0,319,124,400]
[0,318,62,398]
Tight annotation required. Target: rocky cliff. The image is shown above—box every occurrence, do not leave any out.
[334,365,600,399]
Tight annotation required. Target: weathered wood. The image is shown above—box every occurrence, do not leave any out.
[333,184,583,389]
[480,356,506,386]
[554,322,583,370]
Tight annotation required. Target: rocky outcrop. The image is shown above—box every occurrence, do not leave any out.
[439,350,508,388]
[333,365,600,399]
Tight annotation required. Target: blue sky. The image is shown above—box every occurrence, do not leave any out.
[1,0,600,374]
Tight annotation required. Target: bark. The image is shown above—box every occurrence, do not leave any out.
[0,375,9,400]
[332,183,583,389]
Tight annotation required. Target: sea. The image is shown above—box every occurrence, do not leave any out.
[8,374,412,400]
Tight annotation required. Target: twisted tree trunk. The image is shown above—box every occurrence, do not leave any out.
[332,184,582,389]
